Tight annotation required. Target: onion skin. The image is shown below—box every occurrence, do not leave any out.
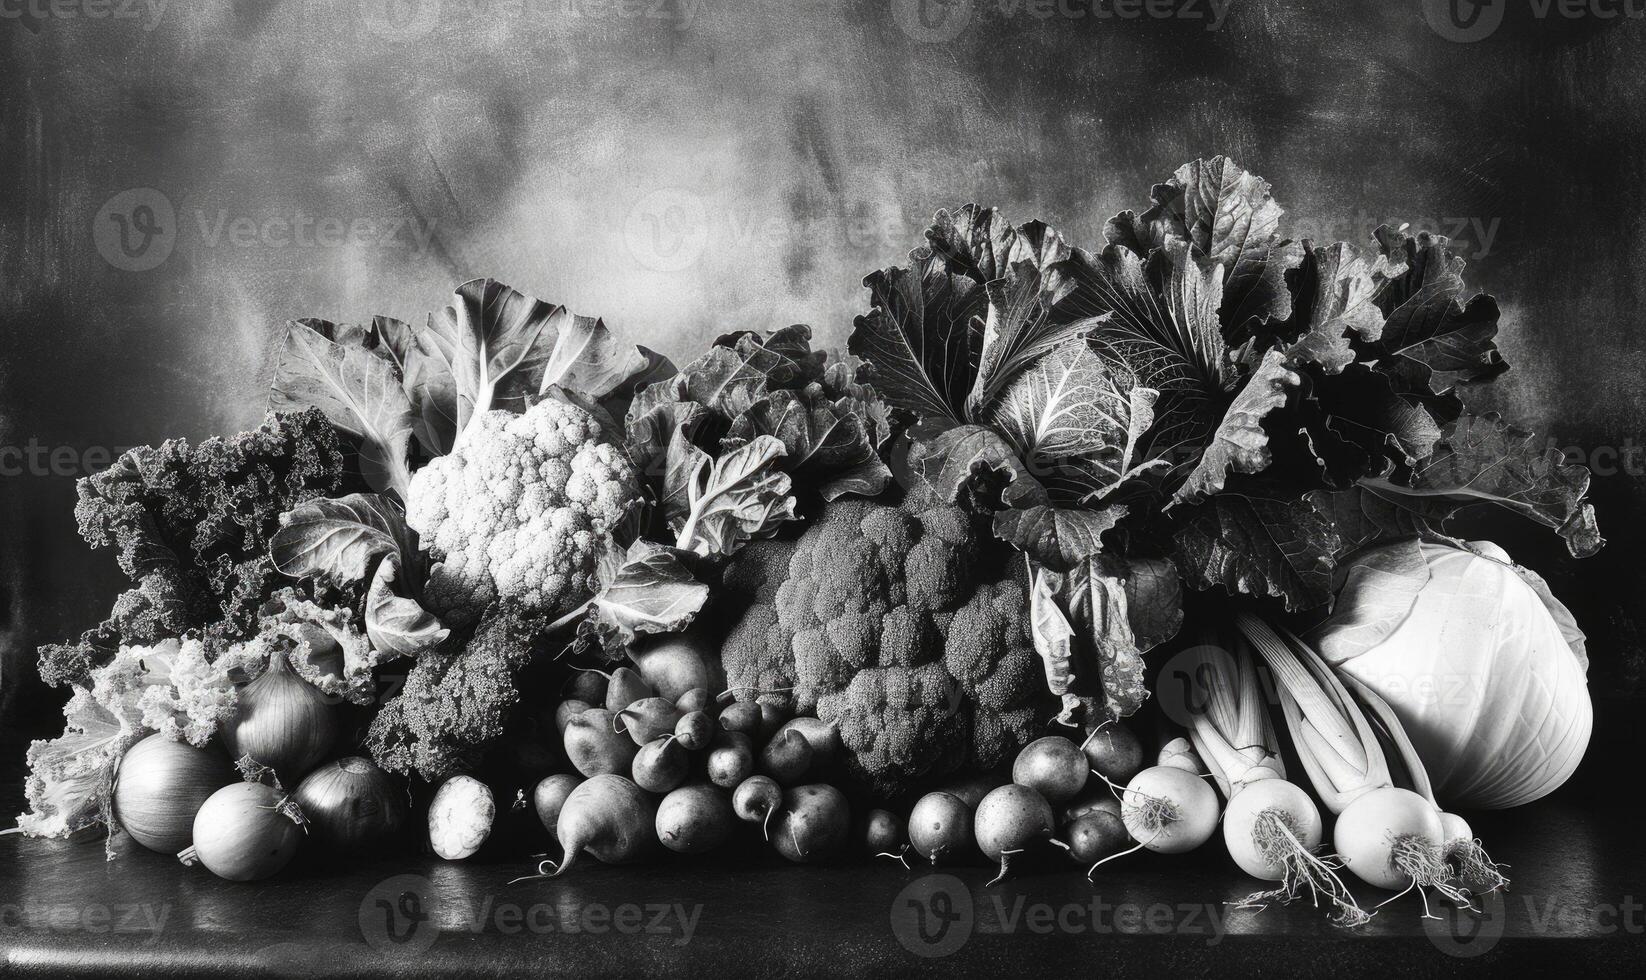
[222,652,341,785]
[186,782,304,881]
[294,757,407,852]
[114,735,236,854]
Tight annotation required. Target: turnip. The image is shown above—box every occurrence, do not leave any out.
[717,701,762,738]
[907,791,973,864]
[1080,722,1144,785]
[1157,737,1207,775]
[732,775,782,839]
[1118,766,1219,856]
[564,708,640,777]
[617,697,681,745]
[974,784,1058,885]
[770,784,850,863]
[861,808,905,857]
[675,688,714,715]
[567,670,607,706]
[1012,736,1088,804]
[1439,812,1509,894]
[1065,810,1130,867]
[775,718,841,766]
[629,628,724,702]
[554,699,591,737]
[603,667,654,713]
[513,774,657,879]
[532,774,582,846]
[674,710,714,751]
[759,728,814,785]
[632,736,690,794]
[656,784,736,853]
[707,731,755,788]
[1334,788,1470,909]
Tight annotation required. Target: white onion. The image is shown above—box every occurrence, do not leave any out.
[113,734,236,854]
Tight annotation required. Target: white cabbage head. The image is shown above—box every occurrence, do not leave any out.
[1310,539,1591,810]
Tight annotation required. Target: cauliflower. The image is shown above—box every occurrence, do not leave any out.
[405,399,643,625]
[719,499,1048,795]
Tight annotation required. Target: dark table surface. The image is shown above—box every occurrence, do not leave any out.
[1,798,1641,978]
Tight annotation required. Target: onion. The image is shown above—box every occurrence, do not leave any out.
[222,651,341,784]
[180,781,305,881]
[294,757,407,852]
[113,734,236,854]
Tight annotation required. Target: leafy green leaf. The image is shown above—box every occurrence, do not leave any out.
[269,323,417,499]
[269,493,412,585]
[896,421,1035,512]
[1172,349,1300,505]
[366,554,450,659]
[589,540,710,645]
[667,432,798,557]
[992,502,1128,573]
[1173,488,1341,611]
[723,389,893,502]
[1283,241,1398,374]
[1360,229,1505,394]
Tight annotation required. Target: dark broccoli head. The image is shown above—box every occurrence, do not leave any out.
[720,498,1047,796]
[364,609,539,782]
[37,409,343,687]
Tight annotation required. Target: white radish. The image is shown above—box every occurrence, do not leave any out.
[1334,787,1471,912]
[1117,765,1218,856]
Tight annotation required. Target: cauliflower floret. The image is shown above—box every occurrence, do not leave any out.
[406,399,642,625]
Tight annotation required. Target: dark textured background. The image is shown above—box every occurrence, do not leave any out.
[3,0,1644,761]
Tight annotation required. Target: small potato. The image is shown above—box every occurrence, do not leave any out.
[707,731,755,789]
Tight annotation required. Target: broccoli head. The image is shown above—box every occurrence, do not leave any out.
[38,409,344,687]
[363,609,540,782]
[719,499,1047,796]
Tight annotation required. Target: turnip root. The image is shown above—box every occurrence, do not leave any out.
[618,698,682,745]
[707,731,755,788]
[632,737,690,794]
[519,774,657,878]
[974,785,1058,885]
[732,775,782,839]
[1081,722,1144,785]
[603,667,654,713]
[564,709,640,777]
[1012,736,1088,804]
[1335,788,1470,911]
[1224,779,1367,925]
[630,629,724,702]
[1439,812,1509,894]
[656,784,735,853]
[759,728,814,785]
[776,718,841,766]
[717,701,762,738]
[1119,766,1219,856]
[1065,810,1130,867]
[908,792,973,864]
[674,710,714,751]
[770,784,850,863]
[532,774,582,847]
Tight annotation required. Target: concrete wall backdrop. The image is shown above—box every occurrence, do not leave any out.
[4,0,1644,753]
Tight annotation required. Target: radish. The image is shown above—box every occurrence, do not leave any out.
[974,784,1057,885]
[939,774,999,810]
[776,718,841,766]
[617,698,681,745]
[603,667,654,713]
[564,709,640,777]
[1080,722,1144,785]
[674,710,714,751]
[770,784,850,863]
[554,699,591,737]
[732,775,782,839]
[632,737,690,794]
[656,784,735,853]
[1335,788,1469,910]
[1064,810,1130,867]
[1439,812,1509,894]
[861,808,905,857]
[629,628,723,702]
[514,774,657,879]
[907,791,973,864]
[531,773,582,846]
[757,702,790,743]
[707,731,755,788]
[1061,789,1121,826]
[1117,766,1218,856]
[759,728,814,785]
[675,688,715,715]
[1011,736,1088,804]
[567,670,607,706]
